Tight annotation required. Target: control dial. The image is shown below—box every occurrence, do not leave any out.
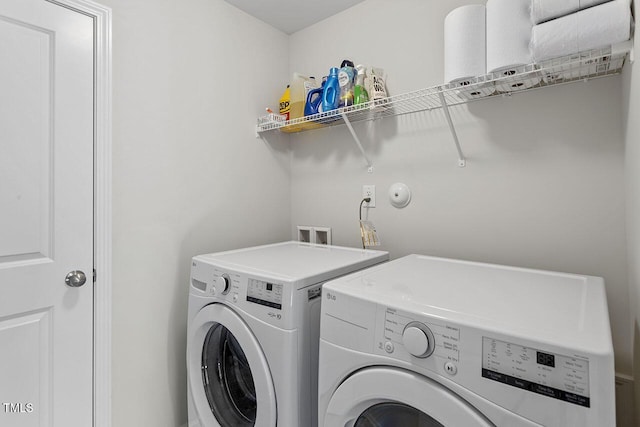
[215,274,231,295]
[402,321,435,358]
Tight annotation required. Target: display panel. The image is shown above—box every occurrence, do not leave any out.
[247,278,283,309]
[482,337,590,407]
[536,351,555,368]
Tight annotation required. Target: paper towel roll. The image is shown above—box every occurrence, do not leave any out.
[444,5,486,84]
[495,73,542,93]
[487,0,534,75]
[451,81,496,100]
[532,0,609,24]
[531,0,631,62]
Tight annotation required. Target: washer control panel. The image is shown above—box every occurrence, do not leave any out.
[482,337,590,407]
[246,278,283,310]
[402,321,436,358]
[381,307,460,365]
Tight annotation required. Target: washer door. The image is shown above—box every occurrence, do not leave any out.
[188,304,276,426]
[325,367,495,427]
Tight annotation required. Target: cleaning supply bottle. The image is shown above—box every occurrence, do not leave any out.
[279,85,290,120]
[353,65,369,105]
[338,59,356,107]
[305,81,324,116]
[288,73,317,121]
[322,67,340,112]
[367,67,388,103]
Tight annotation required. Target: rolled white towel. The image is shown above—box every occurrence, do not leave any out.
[487,0,533,75]
[531,0,631,62]
[444,5,486,84]
[452,82,496,100]
[531,0,610,24]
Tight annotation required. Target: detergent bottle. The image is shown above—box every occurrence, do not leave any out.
[279,85,290,120]
[338,59,356,107]
[322,68,340,113]
[281,73,326,132]
[305,81,324,116]
[288,73,317,121]
[353,65,369,105]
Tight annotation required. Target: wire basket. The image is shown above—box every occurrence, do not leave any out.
[257,113,287,130]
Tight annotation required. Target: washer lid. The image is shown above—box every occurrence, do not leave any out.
[323,254,612,354]
[193,241,388,288]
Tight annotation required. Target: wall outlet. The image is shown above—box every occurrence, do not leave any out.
[362,185,376,208]
[314,227,332,245]
[297,226,332,245]
[297,226,312,243]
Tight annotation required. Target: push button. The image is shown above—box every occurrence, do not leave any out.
[384,341,394,354]
[444,362,458,376]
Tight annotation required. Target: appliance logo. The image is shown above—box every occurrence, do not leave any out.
[325,292,336,301]
[267,312,282,320]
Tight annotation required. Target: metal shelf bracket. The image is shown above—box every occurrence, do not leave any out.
[341,112,373,170]
[437,92,466,167]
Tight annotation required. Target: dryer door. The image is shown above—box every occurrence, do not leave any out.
[188,304,276,427]
[325,367,495,427]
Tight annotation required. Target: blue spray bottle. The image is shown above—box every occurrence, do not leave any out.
[322,67,340,113]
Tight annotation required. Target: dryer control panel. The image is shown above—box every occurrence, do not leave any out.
[247,278,283,310]
[382,308,460,363]
[482,337,590,407]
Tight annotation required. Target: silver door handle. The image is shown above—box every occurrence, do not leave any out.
[65,270,87,287]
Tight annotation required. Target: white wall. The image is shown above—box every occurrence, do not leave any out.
[289,0,631,377]
[99,0,635,424]
[99,1,290,425]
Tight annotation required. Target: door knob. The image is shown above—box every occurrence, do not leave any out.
[65,270,87,288]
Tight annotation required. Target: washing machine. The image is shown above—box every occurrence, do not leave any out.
[187,241,388,427]
[318,254,615,427]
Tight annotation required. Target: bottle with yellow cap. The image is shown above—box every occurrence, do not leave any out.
[279,85,291,121]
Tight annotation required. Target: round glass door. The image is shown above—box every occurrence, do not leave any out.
[355,402,444,427]
[187,304,276,427]
[324,367,494,427]
[202,323,256,426]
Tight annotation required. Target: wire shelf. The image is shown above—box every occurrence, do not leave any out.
[256,44,630,135]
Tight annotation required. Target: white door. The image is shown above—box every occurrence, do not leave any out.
[0,0,94,426]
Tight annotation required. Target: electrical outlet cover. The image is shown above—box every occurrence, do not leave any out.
[362,185,376,208]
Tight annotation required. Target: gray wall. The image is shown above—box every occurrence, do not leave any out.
[100,0,290,425]
[289,0,631,376]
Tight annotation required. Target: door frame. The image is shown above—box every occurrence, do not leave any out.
[45,1,112,426]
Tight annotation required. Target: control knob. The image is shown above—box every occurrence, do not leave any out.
[215,274,231,295]
[402,321,435,358]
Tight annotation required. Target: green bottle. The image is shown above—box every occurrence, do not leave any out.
[354,65,369,105]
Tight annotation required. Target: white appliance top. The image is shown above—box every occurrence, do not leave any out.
[193,241,388,288]
[324,254,612,353]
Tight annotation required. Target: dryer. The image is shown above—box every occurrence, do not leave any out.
[318,254,615,427]
[187,241,388,427]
